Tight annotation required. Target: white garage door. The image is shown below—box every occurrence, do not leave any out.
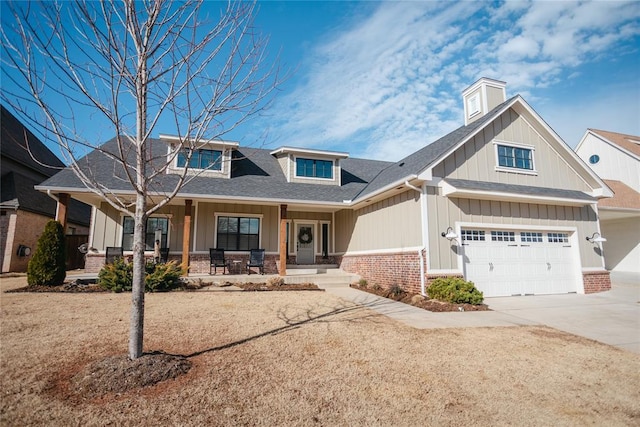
[461,229,580,297]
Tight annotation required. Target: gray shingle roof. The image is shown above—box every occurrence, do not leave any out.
[354,96,518,200]
[40,138,394,204]
[444,178,596,202]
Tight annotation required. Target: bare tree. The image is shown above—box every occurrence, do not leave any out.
[1,0,280,359]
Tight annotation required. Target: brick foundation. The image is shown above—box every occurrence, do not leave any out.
[338,251,426,294]
[85,252,280,275]
[582,271,612,294]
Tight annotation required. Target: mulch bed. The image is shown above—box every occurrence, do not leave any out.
[350,284,490,312]
[235,282,321,291]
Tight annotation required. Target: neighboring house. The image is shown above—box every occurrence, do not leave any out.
[575,129,640,276]
[37,78,614,296]
[1,105,91,272]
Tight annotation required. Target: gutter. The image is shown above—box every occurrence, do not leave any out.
[404,180,427,296]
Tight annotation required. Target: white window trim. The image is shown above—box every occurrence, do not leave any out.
[213,212,263,252]
[118,213,173,252]
[293,155,336,182]
[166,143,231,178]
[492,140,538,175]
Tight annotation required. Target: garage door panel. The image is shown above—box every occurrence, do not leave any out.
[461,228,579,297]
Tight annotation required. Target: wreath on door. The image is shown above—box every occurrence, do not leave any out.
[298,228,313,244]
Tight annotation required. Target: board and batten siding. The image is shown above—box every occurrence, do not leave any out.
[195,202,279,252]
[433,108,592,193]
[91,202,185,251]
[426,189,603,270]
[339,190,422,253]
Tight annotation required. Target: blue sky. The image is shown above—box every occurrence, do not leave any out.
[3,1,640,162]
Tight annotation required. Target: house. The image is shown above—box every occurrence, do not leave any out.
[1,105,92,272]
[37,78,614,296]
[575,129,640,277]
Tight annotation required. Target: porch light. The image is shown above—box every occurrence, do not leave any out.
[586,232,607,244]
[441,227,458,240]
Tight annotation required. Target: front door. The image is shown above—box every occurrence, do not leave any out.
[296,223,315,264]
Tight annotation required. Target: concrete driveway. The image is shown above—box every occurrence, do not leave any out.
[486,272,640,353]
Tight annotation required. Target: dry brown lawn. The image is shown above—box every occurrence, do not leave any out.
[1,275,639,426]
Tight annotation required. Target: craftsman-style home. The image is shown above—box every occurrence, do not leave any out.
[38,78,613,296]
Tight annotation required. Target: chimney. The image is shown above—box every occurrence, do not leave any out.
[462,78,507,126]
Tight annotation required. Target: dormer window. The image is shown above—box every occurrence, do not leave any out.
[296,158,333,179]
[177,148,222,171]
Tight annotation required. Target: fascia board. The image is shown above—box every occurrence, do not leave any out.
[350,174,419,207]
[269,146,349,159]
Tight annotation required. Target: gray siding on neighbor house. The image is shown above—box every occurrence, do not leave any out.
[337,190,422,254]
[425,188,602,271]
[433,108,592,193]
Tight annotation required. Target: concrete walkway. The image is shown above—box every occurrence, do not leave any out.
[319,279,640,354]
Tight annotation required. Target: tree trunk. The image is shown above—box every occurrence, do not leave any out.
[128,201,147,359]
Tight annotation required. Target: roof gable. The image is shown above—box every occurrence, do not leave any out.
[587,129,640,158]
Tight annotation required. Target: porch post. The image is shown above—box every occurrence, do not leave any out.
[279,204,287,276]
[182,199,192,273]
[55,193,70,233]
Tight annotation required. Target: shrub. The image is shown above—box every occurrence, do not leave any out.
[98,257,133,292]
[371,283,382,291]
[427,277,484,305]
[358,279,368,287]
[27,220,66,286]
[388,284,405,297]
[145,261,184,292]
[98,259,185,292]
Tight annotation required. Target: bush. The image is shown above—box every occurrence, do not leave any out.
[388,284,405,297]
[427,277,484,305]
[266,276,285,287]
[98,259,185,292]
[27,220,66,286]
[358,279,368,287]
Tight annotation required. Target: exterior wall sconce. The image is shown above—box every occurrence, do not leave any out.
[441,226,458,240]
[586,232,607,244]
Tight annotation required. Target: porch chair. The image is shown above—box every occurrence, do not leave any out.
[209,248,228,275]
[105,246,123,264]
[246,249,265,275]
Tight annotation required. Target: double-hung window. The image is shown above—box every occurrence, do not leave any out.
[216,216,260,251]
[177,148,222,171]
[296,158,333,179]
[497,144,534,171]
[122,217,169,251]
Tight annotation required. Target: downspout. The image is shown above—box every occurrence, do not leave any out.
[404,181,428,296]
[46,190,60,203]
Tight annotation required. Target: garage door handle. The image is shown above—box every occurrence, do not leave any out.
[489,262,494,271]
[547,262,551,271]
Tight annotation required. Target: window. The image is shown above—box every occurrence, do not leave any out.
[548,232,569,243]
[497,145,533,170]
[491,230,515,242]
[467,93,480,117]
[177,148,222,170]
[461,230,485,241]
[521,232,543,243]
[296,158,333,179]
[216,216,260,251]
[122,217,168,251]
[589,154,600,164]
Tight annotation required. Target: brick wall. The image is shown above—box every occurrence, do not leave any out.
[1,210,52,273]
[339,251,426,294]
[582,271,612,294]
[85,252,280,275]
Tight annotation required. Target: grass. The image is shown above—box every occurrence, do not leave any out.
[1,275,639,426]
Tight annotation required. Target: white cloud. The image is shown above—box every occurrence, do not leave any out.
[264,1,640,161]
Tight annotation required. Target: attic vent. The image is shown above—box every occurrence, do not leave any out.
[626,138,640,145]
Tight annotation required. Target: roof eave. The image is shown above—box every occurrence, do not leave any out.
[441,184,595,207]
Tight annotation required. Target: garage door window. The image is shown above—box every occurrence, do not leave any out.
[461,230,485,241]
[521,232,543,243]
[548,232,569,243]
[491,231,515,242]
